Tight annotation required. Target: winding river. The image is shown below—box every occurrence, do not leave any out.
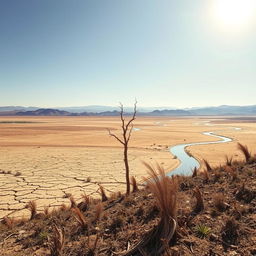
[167,131,233,176]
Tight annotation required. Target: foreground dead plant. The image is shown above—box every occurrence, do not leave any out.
[237,143,251,162]
[121,163,178,256]
[193,187,204,213]
[26,200,37,220]
[49,224,65,256]
[131,176,139,193]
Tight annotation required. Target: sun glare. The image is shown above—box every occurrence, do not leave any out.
[213,0,255,29]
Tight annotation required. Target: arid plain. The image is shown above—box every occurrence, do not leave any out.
[0,116,255,219]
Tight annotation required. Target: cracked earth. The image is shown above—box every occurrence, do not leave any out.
[0,146,175,219]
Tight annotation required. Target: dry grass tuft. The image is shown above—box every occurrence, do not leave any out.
[44,206,50,217]
[213,193,227,212]
[78,193,90,212]
[225,155,233,166]
[202,159,212,172]
[93,202,103,223]
[121,162,178,255]
[49,224,65,256]
[225,166,237,181]
[202,169,209,182]
[72,207,87,230]
[192,167,198,177]
[86,233,100,255]
[131,176,139,192]
[221,217,239,245]
[69,196,77,208]
[193,187,204,213]
[237,143,251,162]
[26,200,37,220]
[99,185,108,202]
[59,204,69,212]
[2,217,16,229]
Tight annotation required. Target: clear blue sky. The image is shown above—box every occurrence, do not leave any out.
[0,0,255,108]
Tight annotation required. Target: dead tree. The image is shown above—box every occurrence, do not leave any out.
[108,101,137,195]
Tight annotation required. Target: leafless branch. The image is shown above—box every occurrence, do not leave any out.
[125,100,137,130]
[127,124,133,143]
[107,128,125,145]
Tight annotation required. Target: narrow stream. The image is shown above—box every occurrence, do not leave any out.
[167,131,233,176]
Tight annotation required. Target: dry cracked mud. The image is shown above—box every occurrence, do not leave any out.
[0,146,177,219]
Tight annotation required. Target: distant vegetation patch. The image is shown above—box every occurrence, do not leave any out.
[0,121,40,124]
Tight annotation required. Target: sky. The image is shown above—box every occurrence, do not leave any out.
[0,0,255,108]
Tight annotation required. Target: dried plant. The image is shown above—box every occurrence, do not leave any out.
[122,162,178,255]
[131,176,139,192]
[26,200,37,220]
[193,187,204,213]
[202,159,212,172]
[44,206,50,217]
[99,185,108,202]
[2,217,16,229]
[78,193,90,211]
[225,155,233,166]
[94,202,103,223]
[237,142,251,162]
[49,224,65,256]
[221,217,239,245]
[72,207,87,230]
[202,169,209,182]
[192,167,198,177]
[87,233,100,255]
[59,204,68,211]
[213,193,226,211]
[69,196,77,208]
[225,166,237,181]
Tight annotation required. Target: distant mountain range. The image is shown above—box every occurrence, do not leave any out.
[0,105,255,116]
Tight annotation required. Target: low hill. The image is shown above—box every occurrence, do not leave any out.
[0,105,256,116]
[16,108,71,116]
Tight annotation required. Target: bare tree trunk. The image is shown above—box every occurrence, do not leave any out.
[108,101,137,195]
[124,145,130,195]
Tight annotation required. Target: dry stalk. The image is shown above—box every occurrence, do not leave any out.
[237,143,251,162]
[99,185,108,202]
[121,162,178,256]
[94,202,103,223]
[49,224,65,256]
[131,176,139,192]
[193,187,204,212]
[69,196,77,208]
[72,207,87,230]
[203,159,212,172]
[26,200,37,220]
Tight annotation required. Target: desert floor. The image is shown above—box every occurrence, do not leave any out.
[0,116,255,219]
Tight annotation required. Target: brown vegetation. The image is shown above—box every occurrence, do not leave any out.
[0,146,255,256]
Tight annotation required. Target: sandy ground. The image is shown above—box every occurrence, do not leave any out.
[0,116,255,219]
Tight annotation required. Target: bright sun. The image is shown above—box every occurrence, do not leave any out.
[213,0,255,28]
